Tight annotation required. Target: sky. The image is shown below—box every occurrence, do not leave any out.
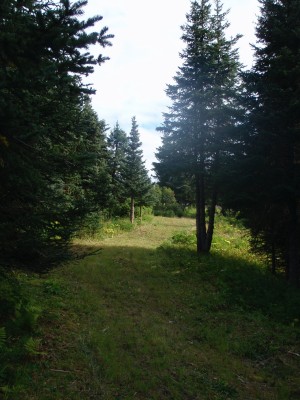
[82,0,260,174]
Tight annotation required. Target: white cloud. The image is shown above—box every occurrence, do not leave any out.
[82,0,259,173]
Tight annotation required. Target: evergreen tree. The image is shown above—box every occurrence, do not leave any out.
[106,122,129,216]
[72,98,110,214]
[229,0,300,285]
[0,0,113,270]
[124,117,151,223]
[154,0,241,253]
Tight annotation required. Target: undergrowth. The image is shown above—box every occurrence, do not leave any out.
[75,214,153,241]
[0,269,42,398]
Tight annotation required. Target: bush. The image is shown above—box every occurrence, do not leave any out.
[76,212,103,238]
[153,206,185,218]
[183,207,197,218]
[154,209,176,218]
[171,231,197,246]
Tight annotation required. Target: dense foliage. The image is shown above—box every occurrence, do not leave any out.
[221,0,300,285]
[0,0,154,272]
[248,0,300,286]
[0,0,114,271]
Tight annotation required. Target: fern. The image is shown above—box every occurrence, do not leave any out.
[24,337,42,356]
[13,303,42,334]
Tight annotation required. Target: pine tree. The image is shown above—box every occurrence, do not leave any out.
[155,0,241,253]
[233,0,300,285]
[0,0,113,270]
[124,117,151,223]
[72,98,110,213]
[106,122,129,216]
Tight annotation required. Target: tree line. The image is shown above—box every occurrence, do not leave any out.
[154,0,300,286]
[0,0,152,272]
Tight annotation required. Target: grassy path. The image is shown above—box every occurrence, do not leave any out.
[19,217,300,399]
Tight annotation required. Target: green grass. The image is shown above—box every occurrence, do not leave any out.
[2,216,300,399]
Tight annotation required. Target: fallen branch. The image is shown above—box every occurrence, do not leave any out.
[288,351,300,357]
[50,369,72,373]
[74,248,103,260]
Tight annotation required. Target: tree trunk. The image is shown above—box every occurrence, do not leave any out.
[195,173,207,253]
[287,203,299,286]
[205,187,218,252]
[288,224,299,287]
[271,241,276,275]
[130,196,135,224]
[139,205,142,221]
[204,152,219,252]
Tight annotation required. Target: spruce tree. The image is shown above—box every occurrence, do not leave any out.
[124,117,151,223]
[154,0,241,253]
[0,0,113,270]
[231,0,300,285]
[73,99,110,213]
[106,122,129,216]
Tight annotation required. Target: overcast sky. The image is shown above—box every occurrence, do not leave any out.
[83,0,260,174]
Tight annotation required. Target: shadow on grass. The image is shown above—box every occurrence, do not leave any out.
[4,239,299,400]
[71,240,300,325]
[30,242,300,399]
[156,244,300,325]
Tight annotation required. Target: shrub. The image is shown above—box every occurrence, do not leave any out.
[171,231,197,246]
[154,209,176,218]
[183,207,197,218]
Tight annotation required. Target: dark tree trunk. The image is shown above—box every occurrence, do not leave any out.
[271,241,276,275]
[287,224,299,287]
[287,203,299,286]
[195,172,207,254]
[130,196,135,224]
[205,187,218,252]
[204,152,219,252]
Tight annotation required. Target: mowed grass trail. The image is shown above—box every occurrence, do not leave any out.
[19,216,300,400]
